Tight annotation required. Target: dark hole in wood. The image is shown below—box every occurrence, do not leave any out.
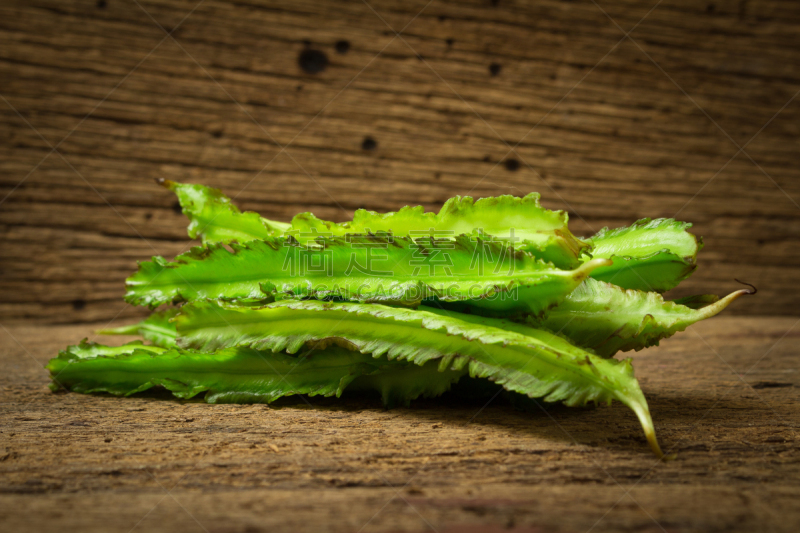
[335,40,350,54]
[362,137,377,151]
[298,49,328,74]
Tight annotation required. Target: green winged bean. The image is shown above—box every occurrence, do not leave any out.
[125,235,610,317]
[97,309,179,348]
[165,180,589,269]
[533,278,753,357]
[47,340,466,407]
[585,218,701,292]
[174,299,666,457]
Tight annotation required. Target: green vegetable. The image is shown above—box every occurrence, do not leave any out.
[97,309,179,348]
[166,180,700,292]
[534,279,753,357]
[47,340,465,407]
[671,293,721,309]
[58,339,162,360]
[166,180,589,269]
[289,194,590,269]
[110,277,750,360]
[48,180,756,459]
[586,218,701,292]
[161,179,289,243]
[174,299,665,457]
[125,236,610,317]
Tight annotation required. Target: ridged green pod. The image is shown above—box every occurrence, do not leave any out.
[125,235,610,317]
[161,179,289,243]
[174,299,665,457]
[97,309,179,348]
[109,278,750,360]
[586,218,701,292]
[47,340,465,407]
[289,194,590,269]
[534,279,753,357]
[165,180,589,269]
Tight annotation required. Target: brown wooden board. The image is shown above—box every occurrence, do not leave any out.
[1,316,799,532]
[1,0,799,323]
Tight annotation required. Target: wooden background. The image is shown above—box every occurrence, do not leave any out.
[1,0,799,324]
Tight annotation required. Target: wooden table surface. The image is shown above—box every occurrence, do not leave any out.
[1,315,798,532]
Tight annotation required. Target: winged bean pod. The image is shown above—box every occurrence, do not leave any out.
[585,218,701,292]
[165,180,589,269]
[97,309,179,348]
[290,195,590,269]
[162,179,289,243]
[125,235,610,317]
[174,299,665,457]
[47,341,466,407]
[533,279,753,357]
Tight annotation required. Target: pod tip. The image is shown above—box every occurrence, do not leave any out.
[155,177,176,190]
[734,279,757,295]
[644,427,668,460]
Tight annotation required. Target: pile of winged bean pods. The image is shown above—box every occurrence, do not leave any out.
[47,180,753,457]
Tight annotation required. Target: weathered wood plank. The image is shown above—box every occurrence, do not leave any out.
[1,316,798,532]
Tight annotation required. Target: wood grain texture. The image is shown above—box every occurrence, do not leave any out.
[2,316,799,532]
[1,0,799,324]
